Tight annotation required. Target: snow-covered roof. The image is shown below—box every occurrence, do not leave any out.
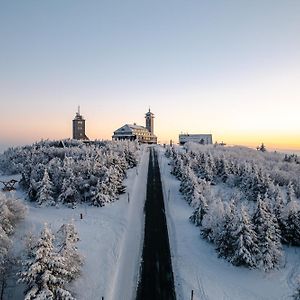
[114,124,148,134]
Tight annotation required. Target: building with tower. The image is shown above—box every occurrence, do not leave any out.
[112,109,157,144]
[72,107,89,140]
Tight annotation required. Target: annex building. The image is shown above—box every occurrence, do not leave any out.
[112,109,157,144]
[179,134,213,145]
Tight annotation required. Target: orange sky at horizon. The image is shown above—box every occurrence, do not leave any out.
[1,1,300,154]
[1,112,299,153]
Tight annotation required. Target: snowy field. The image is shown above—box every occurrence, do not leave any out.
[158,146,300,300]
[2,147,149,300]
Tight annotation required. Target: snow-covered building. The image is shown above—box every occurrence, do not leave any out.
[179,134,213,145]
[73,107,89,140]
[112,109,157,144]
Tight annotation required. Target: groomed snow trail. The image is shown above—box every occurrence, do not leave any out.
[157,146,300,300]
[107,146,149,300]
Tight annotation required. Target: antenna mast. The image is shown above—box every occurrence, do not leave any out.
[78,105,80,115]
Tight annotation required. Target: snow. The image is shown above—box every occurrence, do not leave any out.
[157,146,300,300]
[3,144,300,300]
[3,146,149,300]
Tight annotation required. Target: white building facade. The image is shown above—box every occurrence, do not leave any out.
[179,134,213,145]
[112,109,157,144]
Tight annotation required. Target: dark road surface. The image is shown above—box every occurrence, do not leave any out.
[136,148,176,300]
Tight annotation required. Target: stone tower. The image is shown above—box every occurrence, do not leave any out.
[145,108,154,134]
[72,106,89,140]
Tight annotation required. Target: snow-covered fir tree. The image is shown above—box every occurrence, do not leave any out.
[189,194,208,226]
[230,205,260,268]
[280,198,300,245]
[215,199,237,260]
[56,224,83,280]
[253,195,283,271]
[91,179,110,207]
[37,169,55,206]
[201,198,226,243]
[19,224,75,300]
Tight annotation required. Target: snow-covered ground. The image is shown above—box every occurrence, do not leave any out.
[158,146,300,300]
[2,146,149,300]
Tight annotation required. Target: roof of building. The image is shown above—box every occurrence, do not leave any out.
[114,124,148,133]
[113,124,157,137]
[145,108,154,116]
[179,134,212,137]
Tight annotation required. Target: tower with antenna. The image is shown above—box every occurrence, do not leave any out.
[72,106,89,140]
[145,108,155,134]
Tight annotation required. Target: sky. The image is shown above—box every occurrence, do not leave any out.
[0,0,299,152]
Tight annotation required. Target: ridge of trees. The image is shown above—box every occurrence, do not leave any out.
[0,139,139,207]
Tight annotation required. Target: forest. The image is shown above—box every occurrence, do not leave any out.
[0,139,139,207]
[166,143,300,273]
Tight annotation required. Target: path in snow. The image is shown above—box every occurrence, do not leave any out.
[136,148,176,300]
[106,146,149,300]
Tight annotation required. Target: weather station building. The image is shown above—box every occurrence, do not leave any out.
[179,134,213,145]
[112,109,157,144]
[72,107,89,140]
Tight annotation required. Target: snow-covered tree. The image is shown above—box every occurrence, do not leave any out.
[179,167,199,205]
[280,199,300,245]
[189,194,208,226]
[91,180,110,207]
[230,205,260,268]
[201,198,226,243]
[37,169,55,206]
[19,225,75,300]
[287,181,296,203]
[58,173,80,207]
[56,224,83,280]
[0,226,12,271]
[215,199,237,259]
[253,195,282,271]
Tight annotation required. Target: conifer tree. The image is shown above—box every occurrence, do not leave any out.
[280,199,300,245]
[56,224,83,280]
[253,195,282,271]
[215,199,237,259]
[201,198,225,243]
[92,180,110,206]
[230,205,260,268]
[189,194,208,226]
[19,225,75,300]
[287,181,296,203]
[37,169,55,206]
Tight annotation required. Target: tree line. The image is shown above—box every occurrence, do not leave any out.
[166,143,300,274]
[0,139,139,207]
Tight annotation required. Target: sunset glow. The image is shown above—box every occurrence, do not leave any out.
[0,1,299,153]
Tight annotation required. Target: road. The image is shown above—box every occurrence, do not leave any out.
[136,147,176,300]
